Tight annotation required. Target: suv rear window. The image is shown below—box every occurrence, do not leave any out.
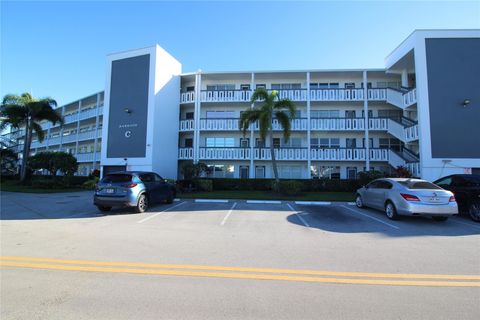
[101,174,132,183]
[398,181,442,190]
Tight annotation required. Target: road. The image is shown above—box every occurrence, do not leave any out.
[1,191,479,319]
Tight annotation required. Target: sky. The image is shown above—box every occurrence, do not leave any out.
[1,0,479,106]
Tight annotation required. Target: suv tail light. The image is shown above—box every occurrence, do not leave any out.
[125,183,137,188]
[449,195,456,202]
[400,193,420,202]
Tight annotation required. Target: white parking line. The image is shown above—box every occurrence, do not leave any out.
[195,199,229,203]
[246,200,282,204]
[220,202,237,226]
[295,201,331,205]
[137,202,186,224]
[450,218,480,230]
[287,203,310,227]
[341,205,400,230]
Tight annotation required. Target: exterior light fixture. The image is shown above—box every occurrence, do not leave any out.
[462,99,471,107]
[124,108,132,114]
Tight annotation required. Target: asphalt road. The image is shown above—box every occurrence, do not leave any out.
[1,191,479,319]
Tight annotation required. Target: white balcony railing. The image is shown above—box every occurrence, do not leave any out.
[179,119,194,131]
[187,88,388,104]
[310,118,365,131]
[178,147,390,162]
[201,90,252,103]
[368,118,389,130]
[407,162,421,177]
[386,88,417,109]
[180,92,195,104]
[75,152,101,162]
[200,118,239,131]
[405,124,419,142]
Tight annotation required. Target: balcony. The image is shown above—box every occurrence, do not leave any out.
[178,147,389,161]
[184,88,388,104]
[179,117,390,132]
[387,118,419,142]
[386,88,417,109]
[75,152,101,162]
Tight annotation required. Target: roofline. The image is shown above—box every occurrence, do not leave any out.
[179,68,387,76]
[57,90,104,109]
[385,28,480,63]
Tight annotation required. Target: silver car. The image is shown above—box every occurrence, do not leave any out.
[355,178,458,221]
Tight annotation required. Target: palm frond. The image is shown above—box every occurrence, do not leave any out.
[274,99,296,118]
[258,111,270,142]
[275,111,291,140]
[239,109,261,136]
[250,87,272,104]
[31,122,45,142]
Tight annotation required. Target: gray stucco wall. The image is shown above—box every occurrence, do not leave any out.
[107,54,150,158]
[426,38,480,158]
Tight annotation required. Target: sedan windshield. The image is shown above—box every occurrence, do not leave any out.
[101,174,132,183]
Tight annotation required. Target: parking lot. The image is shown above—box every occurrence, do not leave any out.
[1,190,479,319]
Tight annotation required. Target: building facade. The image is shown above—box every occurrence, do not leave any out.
[3,30,479,181]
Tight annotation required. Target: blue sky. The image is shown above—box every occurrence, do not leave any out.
[1,1,479,106]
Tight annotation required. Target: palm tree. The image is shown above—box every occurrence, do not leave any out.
[0,93,63,183]
[239,88,296,183]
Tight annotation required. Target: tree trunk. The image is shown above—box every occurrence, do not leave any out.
[20,122,32,184]
[269,126,279,184]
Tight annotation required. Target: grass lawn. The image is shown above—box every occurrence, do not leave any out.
[0,180,85,193]
[178,190,355,202]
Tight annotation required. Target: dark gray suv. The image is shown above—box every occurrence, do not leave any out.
[94,171,176,213]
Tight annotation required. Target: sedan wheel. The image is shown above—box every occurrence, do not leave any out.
[468,203,480,222]
[385,202,399,220]
[134,194,148,213]
[355,195,364,208]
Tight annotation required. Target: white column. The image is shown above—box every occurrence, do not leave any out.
[306,72,311,178]
[193,72,201,163]
[45,127,51,150]
[249,72,255,178]
[92,93,101,169]
[363,70,370,171]
[401,69,409,87]
[74,100,81,156]
[58,106,65,151]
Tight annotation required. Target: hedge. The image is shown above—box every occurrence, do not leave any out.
[177,178,364,193]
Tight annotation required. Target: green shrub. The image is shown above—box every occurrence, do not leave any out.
[273,180,303,196]
[31,178,67,189]
[193,179,213,192]
[211,178,274,191]
[357,170,385,186]
[82,177,99,189]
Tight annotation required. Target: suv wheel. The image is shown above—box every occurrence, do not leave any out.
[97,205,112,212]
[134,194,148,213]
[166,191,174,204]
[468,202,480,222]
[385,202,399,220]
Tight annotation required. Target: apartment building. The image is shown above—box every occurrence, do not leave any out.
[4,29,479,181]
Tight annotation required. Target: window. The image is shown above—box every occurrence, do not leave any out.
[379,138,402,151]
[271,83,301,90]
[256,84,266,89]
[240,138,249,148]
[255,138,265,148]
[310,82,339,89]
[310,110,340,118]
[282,137,301,148]
[362,138,373,148]
[273,138,281,148]
[346,138,357,148]
[361,82,373,88]
[255,166,265,178]
[435,177,452,187]
[398,181,442,190]
[329,83,339,88]
[206,111,236,118]
[206,84,235,91]
[185,112,194,120]
[347,167,357,180]
[315,166,340,179]
[345,110,356,118]
[140,173,156,183]
[378,109,402,120]
[361,110,373,118]
[184,138,193,148]
[207,164,235,178]
[240,84,250,90]
[278,166,302,179]
[312,137,339,148]
[240,166,249,179]
[206,137,235,147]
[186,86,195,92]
[344,83,355,89]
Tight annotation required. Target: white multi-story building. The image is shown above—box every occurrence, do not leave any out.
[4,29,479,181]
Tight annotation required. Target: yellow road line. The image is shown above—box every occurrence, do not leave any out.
[1,256,480,282]
[1,261,479,287]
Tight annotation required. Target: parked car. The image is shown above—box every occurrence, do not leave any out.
[94,171,176,213]
[433,174,480,222]
[355,178,457,221]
